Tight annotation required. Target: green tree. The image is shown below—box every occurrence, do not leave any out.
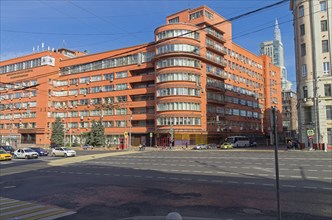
[89,119,105,147]
[51,117,64,146]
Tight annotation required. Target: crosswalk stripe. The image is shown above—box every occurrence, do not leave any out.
[1,206,46,219]
[0,197,75,220]
[1,205,44,216]
[23,209,74,220]
[1,201,25,207]
[0,203,34,212]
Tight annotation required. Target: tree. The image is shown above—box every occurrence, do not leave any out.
[51,117,64,146]
[89,119,105,147]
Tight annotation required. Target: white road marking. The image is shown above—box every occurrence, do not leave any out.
[290,175,301,178]
[227,181,238,184]
[282,185,296,188]
[303,186,317,189]
[244,182,255,185]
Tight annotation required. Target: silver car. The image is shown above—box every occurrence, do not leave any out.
[193,144,208,150]
[52,147,76,157]
[14,148,39,159]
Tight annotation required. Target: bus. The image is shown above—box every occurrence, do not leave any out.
[224,136,250,148]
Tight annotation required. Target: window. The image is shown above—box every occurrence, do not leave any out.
[300,24,305,36]
[303,86,308,98]
[302,64,307,77]
[301,43,306,56]
[322,40,329,53]
[168,17,179,24]
[116,71,127,78]
[304,107,312,124]
[299,5,304,17]
[323,62,330,75]
[324,84,331,97]
[321,20,327,32]
[326,106,332,120]
[320,1,327,11]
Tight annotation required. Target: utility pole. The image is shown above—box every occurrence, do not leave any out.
[272,106,281,220]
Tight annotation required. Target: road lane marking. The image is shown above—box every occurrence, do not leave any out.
[244,182,255,185]
[227,181,238,184]
[303,186,317,189]
[282,185,296,188]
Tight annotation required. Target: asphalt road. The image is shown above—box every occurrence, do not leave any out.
[0,149,331,220]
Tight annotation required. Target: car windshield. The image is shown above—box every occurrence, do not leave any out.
[62,148,71,151]
[24,149,34,152]
[3,146,14,150]
[0,150,7,154]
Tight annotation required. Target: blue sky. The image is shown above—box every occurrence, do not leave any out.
[0,0,295,87]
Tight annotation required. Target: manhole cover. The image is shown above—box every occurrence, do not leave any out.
[243,208,262,214]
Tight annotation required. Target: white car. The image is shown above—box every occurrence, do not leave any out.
[52,147,76,157]
[14,148,39,159]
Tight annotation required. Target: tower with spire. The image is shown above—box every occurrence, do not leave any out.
[260,18,292,91]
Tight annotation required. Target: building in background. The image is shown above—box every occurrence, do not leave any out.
[260,18,298,142]
[290,0,332,149]
[0,5,282,147]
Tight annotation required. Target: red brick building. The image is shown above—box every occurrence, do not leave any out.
[0,6,282,147]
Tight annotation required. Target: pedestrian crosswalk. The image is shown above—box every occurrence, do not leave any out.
[0,197,75,220]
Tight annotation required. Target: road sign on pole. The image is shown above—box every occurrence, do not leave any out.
[307,130,314,137]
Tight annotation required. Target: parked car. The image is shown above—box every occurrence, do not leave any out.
[249,141,257,147]
[193,144,208,150]
[207,143,218,149]
[82,145,94,150]
[52,147,76,157]
[30,147,49,156]
[0,149,12,161]
[0,145,15,155]
[14,148,38,159]
[220,142,233,149]
[49,143,60,149]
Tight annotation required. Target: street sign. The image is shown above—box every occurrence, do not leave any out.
[124,131,128,137]
[307,130,314,136]
[149,132,153,138]
[308,136,313,140]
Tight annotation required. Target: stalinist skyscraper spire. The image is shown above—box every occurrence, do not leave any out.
[259,18,291,91]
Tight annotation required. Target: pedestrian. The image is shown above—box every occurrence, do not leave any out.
[287,140,292,149]
[185,142,188,149]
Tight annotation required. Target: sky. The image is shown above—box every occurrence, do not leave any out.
[0,0,296,88]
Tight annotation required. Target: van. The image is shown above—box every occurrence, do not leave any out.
[224,136,250,148]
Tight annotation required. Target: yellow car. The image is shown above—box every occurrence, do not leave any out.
[220,142,233,149]
[0,149,12,161]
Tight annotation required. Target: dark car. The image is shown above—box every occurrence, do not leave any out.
[0,145,15,155]
[30,147,49,156]
[49,143,60,148]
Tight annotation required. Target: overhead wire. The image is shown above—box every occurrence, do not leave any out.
[1,0,290,89]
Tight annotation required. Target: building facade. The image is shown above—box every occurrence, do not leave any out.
[0,6,282,147]
[282,90,298,141]
[290,0,332,149]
